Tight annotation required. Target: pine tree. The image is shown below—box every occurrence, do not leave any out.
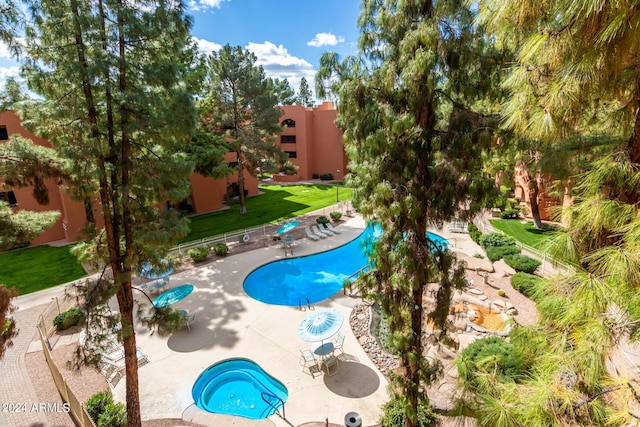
[9,0,199,425]
[317,1,505,425]
[200,44,283,215]
[297,77,314,107]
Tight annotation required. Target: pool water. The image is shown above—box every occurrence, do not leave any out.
[192,358,288,420]
[243,224,448,306]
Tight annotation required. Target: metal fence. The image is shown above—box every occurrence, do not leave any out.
[36,297,96,427]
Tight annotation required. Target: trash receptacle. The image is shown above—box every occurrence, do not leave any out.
[345,412,362,427]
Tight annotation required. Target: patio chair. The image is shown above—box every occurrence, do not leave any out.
[305,227,320,241]
[325,223,342,234]
[299,349,322,378]
[323,355,340,376]
[180,309,196,331]
[311,225,329,238]
[318,223,335,236]
[331,331,345,355]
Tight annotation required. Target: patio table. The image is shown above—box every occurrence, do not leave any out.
[312,341,335,360]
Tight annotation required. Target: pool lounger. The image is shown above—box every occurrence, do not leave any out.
[325,223,341,234]
[311,225,329,238]
[305,227,320,241]
[318,223,335,236]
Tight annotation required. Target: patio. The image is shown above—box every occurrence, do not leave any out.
[113,215,391,426]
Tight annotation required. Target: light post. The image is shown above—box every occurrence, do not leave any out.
[336,170,340,202]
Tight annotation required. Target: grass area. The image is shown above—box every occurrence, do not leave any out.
[0,183,351,295]
[489,219,560,248]
[0,245,86,295]
[183,184,352,241]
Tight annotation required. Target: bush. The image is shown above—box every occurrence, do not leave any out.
[503,254,541,274]
[187,246,210,262]
[53,307,85,331]
[511,272,547,298]
[97,402,127,427]
[329,211,342,222]
[86,391,113,424]
[468,223,481,244]
[479,232,515,248]
[312,173,319,179]
[213,243,228,256]
[379,397,438,427]
[457,336,526,385]
[499,208,520,219]
[316,215,330,225]
[319,173,333,181]
[485,245,520,262]
[280,160,298,176]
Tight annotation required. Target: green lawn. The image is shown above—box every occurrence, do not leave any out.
[183,184,352,241]
[1,184,351,294]
[489,219,560,248]
[0,245,87,295]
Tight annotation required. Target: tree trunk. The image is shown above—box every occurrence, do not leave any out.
[405,284,424,427]
[628,82,640,165]
[237,148,247,215]
[527,177,544,229]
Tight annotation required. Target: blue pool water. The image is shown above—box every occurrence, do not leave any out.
[192,358,288,420]
[243,224,448,306]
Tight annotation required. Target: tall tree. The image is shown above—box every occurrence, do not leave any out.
[10,0,198,425]
[297,76,314,107]
[317,1,505,425]
[200,44,283,215]
[272,77,296,106]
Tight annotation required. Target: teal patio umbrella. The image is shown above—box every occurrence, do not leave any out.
[153,284,194,308]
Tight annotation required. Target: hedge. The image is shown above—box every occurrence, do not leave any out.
[479,232,516,248]
[485,245,521,262]
[213,243,229,256]
[503,254,541,274]
[511,272,547,299]
[187,246,210,262]
[457,336,526,385]
[53,307,84,331]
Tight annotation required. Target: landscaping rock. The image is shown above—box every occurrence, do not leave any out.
[493,259,517,276]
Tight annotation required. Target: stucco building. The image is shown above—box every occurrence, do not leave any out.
[0,110,258,246]
[274,102,348,182]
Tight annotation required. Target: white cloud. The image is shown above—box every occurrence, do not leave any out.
[246,41,316,95]
[187,0,227,12]
[192,37,222,56]
[0,42,13,60]
[0,66,21,90]
[307,33,345,48]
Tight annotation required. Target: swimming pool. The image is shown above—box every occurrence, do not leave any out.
[243,224,448,306]
[192,358,288,420]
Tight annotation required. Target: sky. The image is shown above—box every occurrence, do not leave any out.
[0,0,362,102]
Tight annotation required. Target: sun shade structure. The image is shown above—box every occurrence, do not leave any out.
[139,259,174,279]
[298,308,344,342]
[277,221,300,235]
[153,284,194,308]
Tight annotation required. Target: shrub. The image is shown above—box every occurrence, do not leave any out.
[97,402,127,427]
[280,160,298,176]
[504,254,541,274]
[316,215,330,225]
[511,272,547,298]
[499,208,520,219]
[312,173,319,179]
[213,243,228,256]
[329,211,342,222]
[473,252,484,259]
[468,223,481,244]
[86,391,113,424]
[379,397,438,427]
[479,232,515,248]
[497,289,506,297]
[187,246,210,262]
[457,336,526,385]
[53,307,85,331]
[485,245,520,262]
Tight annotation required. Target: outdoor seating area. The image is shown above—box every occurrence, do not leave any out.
[140,278,170,295]
[305,222,343,240]
[98,335,149,387]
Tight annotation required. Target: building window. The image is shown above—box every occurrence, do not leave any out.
[282,118,295,128]
[284,151,297,158]
[0,191,18,207]
[281,135,296,143]
[0,126,8,140]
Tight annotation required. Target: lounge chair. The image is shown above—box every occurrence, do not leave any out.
[318,223,335,236]
[311,225,329,238]
[100,347,149,386]
[305,228,320,241]
[325,223,342,234]
[300,349,322,378]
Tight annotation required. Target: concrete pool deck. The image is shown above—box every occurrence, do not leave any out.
[113,215,391,427]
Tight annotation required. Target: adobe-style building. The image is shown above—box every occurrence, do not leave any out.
[0,110,258,246]
[274,102,348,182]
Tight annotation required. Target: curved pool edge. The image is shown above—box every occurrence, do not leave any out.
[182,404,277,427]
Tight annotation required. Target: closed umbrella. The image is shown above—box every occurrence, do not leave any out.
[298,308,343,342]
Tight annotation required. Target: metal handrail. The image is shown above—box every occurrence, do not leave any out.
[260,391,285,418]
[343,264,371,295]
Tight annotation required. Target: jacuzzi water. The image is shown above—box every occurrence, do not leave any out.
[192,358,288,420]
[243,223,448,306]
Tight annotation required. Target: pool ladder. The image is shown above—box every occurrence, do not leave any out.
[261,391,285,419]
